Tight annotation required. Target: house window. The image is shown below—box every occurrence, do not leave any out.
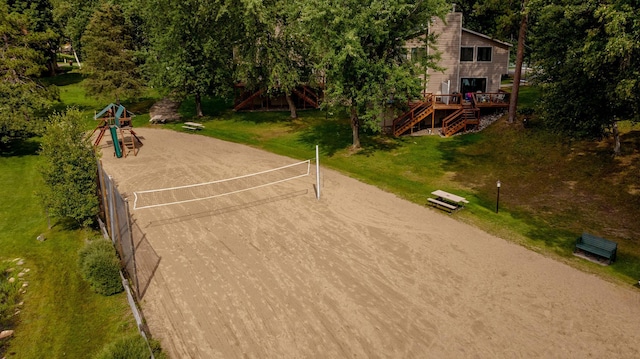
[411,47,427,62]
[460,47,474,62]
[477,47,492,62]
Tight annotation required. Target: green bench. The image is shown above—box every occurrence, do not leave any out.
[574,233,617,264]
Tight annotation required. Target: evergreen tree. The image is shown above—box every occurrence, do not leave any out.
[0,0,58,145]
[50,0,100,60]
[81,2,144,102]
[7,0,60,75]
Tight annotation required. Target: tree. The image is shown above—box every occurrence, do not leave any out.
[454,0,523,40]
[453,0,530,124]
[50,0,101,61]
[39,108,99,227]
[507,0,527,124]
[301,0,449,148]
[81,3,144,102]
[141,0,239,116]
[7,0,60,75]
[0,0,58,146]
[236,0,314,119]
[531,0,640,154]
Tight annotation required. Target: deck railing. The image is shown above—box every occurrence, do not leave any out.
[471,92,510,106]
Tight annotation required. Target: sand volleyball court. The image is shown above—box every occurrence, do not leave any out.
[100,128,640,358]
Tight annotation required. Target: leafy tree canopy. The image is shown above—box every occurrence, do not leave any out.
[39,107,98,227]
[300,0,449,147]
[531,0,639,144]
[141,0,239,116]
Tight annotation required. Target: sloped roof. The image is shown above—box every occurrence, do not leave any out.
[462,28,513,48]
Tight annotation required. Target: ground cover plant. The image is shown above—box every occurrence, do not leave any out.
[160,87,640,284]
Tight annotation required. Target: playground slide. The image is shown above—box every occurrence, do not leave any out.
[109,126,123,158]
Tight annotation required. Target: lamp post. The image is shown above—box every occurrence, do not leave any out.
[496,180,501,213]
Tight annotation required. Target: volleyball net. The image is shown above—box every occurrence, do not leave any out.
[133,159,312,210]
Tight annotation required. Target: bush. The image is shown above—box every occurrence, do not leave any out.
[94,335,149,359]
[79,240,123,296]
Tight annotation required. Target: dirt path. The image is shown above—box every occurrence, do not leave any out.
[100,128,640,358]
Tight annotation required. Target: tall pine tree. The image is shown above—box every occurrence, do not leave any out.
[0,0,58,145]
[81,2,144,102]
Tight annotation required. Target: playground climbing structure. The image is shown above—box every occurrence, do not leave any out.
[91,103,142,158]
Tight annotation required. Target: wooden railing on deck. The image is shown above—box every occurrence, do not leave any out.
[392,97,434,136]
[471,92,509,107]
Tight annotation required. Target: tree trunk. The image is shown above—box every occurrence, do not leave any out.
[612,120,621,156]
[350,105,360,149]
[195,92,203,117]
[72,46,82,69]
[285,93,297,119]
[508,3,528,124]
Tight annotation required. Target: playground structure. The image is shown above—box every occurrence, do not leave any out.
[91,103,142,158]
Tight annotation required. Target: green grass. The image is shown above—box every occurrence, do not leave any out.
[0,139,138,358]
[158,93,640,285]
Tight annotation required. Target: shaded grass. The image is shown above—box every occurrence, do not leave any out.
[0,139,138,358]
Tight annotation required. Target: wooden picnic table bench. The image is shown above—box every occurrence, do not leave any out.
[184,121,205,128]
[428,190,468,213]
[574,232,617,264]
[427,198,457,213]
[431,190,469,204]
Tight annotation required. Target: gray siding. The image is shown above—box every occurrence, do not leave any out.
[405,12,511,95]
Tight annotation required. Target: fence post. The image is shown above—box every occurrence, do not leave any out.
[97,161,112,239]
[124,198,140,298]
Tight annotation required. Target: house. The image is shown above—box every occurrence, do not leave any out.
[409,11,512,96]
[391,11,513,137]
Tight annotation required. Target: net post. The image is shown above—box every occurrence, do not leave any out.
[316,145,321,200]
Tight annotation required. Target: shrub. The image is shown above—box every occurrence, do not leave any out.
[79,240,123,296]
[94,335,149,359]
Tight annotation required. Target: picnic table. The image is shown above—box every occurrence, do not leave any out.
[428,190,469,213]
[183,122,205,130]
[431,190,469,204]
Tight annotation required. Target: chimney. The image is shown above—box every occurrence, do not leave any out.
[452,3,456,12]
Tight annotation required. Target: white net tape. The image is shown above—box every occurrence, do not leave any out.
[133,160,311,210]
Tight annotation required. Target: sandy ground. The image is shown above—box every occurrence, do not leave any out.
[100,128,640,359]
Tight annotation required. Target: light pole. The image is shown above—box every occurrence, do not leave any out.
[496,180,501,213]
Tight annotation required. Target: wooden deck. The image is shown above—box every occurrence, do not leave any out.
[390,92,509,137]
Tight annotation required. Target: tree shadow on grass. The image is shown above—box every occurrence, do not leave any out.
[42,72,84,87]
[233,110,293,124]
[356,133,405,157]
[0,138,41,157]
[179,97,232,119]
[297,119,352,156]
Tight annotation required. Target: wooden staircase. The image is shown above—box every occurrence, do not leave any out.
[292,85,320,108]
[233,89,264,111]
[392,100,434,136]
[442,105,479,137]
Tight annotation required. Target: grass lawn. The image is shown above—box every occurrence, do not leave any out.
[160,91,640,285]
[0,139,139,358]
